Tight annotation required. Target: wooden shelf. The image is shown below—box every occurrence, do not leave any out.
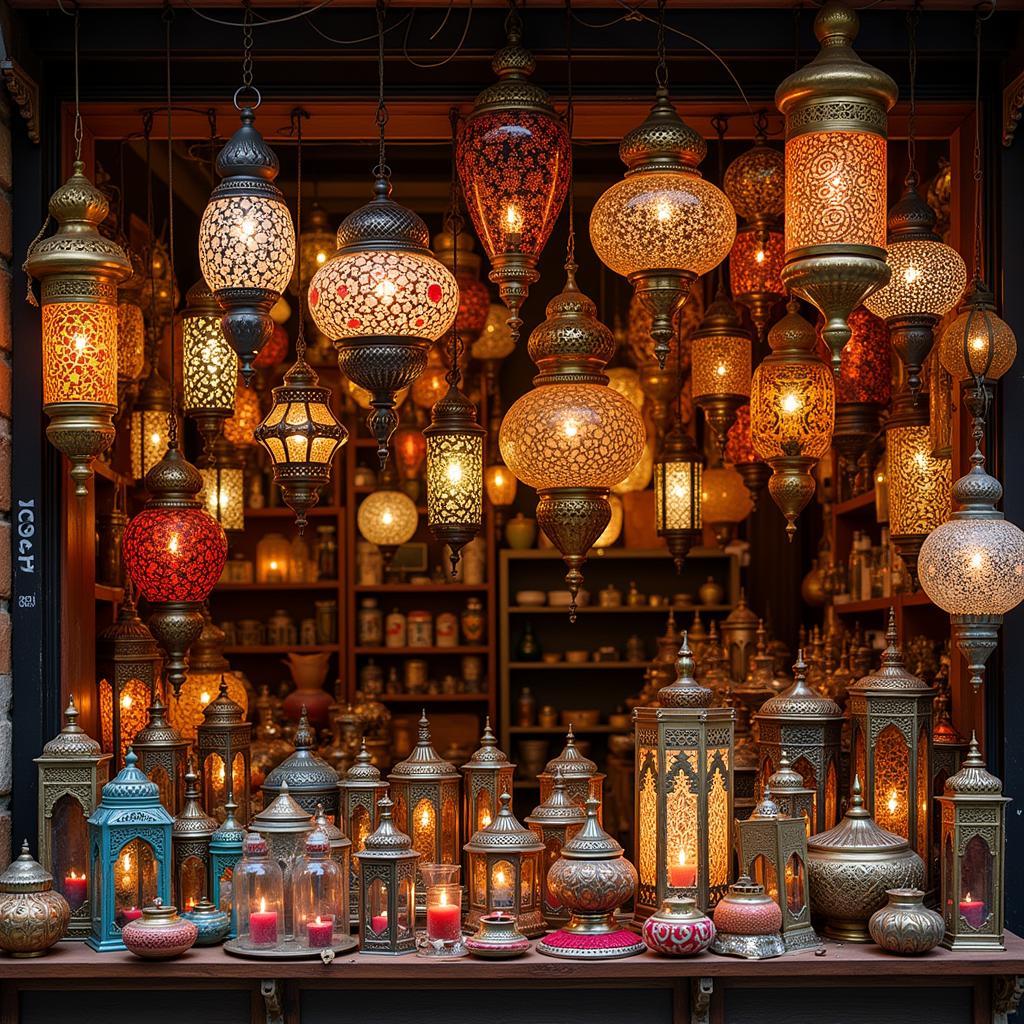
[834,591,932,616]
[224,644,340,654]
[354,583,488,593]
[214,580,340,591]
[378,693,490,703]
[94,583,123,603]
[513,780,540,789]
[508,724,623,734]
[507,661,648,670]
[835,490,877,518]
[354,645,490,655]
[507,604,731,614]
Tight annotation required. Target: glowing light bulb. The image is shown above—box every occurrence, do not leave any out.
[969,551,985,570]
[168,534,180,555]
[781,392,802,415]
[495,869,507,886]
[505,205,523,234]
[887,791,898,815]
[755,249,766,264]
[316,250,328,265]
[563,419,579,439]
[268,559,279,572]
[150,431,162,446]
[200,691,211,705]
[382,510,394,526]
[240,219,256,238]
[913,451,928,471]
[903,265,921,285]
[970,335,987,352]
[420,807,430,828]
[655,201,672,222]
[715,363,728,377]
[121,693,133,710]
[480,812,492,828]
[830,175,843,189]
[374,279,397,301]
[446,460,463,485]
[73,332,88,352]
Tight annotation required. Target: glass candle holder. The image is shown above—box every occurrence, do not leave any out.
[418,882,467,959]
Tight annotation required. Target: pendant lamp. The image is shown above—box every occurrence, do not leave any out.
[472,303,517,391]
[357,474,419,569]
[294,202,335,299]
[653,422,704,571]
[433,227,491,347]
[116,249,148,412]
[938,279,1018,385]
[198,434,246,534]
[725,405,771,510]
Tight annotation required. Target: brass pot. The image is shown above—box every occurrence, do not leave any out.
[0,842,70,957]
[868,889,943,955]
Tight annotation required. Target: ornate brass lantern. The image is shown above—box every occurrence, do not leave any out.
[755,652,843,834]
[131,694,189,816]
[766,753,816,835]
[464,793,545,937]
[736,790,818,951]
[261,708,337,820]
[461,718,515,841]
[537,727,605,819]
[938,736,1009,951]
[209,800,245,934]
[35,698,111,939]
[720,590,759,684]
[932,684,969,824]
[130,365,173,483]
[116,249,147,411]
[653,424,704,572]
[775,0,897,371]
[355,794,420,956]
[633,636,734,923]
[339,742,388,925]
[172,761,218,912]
[197,679,252,825]
[198,435,246,533]
[314,803,352,881]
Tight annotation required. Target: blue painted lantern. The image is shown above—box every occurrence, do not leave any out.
[87,750,173,951]
[209,799,246,938]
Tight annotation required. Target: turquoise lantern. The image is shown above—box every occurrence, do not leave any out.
[87,750,173,951]
[209,798,246,938]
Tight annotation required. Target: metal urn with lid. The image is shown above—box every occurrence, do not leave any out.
[0,842,71,957]
[261,707,340,819]
[710,876,785,959]
[537,726,605,818]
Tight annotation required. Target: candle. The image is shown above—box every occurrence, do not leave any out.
[249,898,279,946]
[426,889,462,942]
[491,868,514,910]
[370,911,388,934]
[118,906,142,926]
[63,871,88,910]
[669,849,696,888]
[959,892,986,929]
[306,915,334,948]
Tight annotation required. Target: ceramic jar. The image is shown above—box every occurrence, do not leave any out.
[505,514,537,550]
[698,577,725,606]
[642,897,715,957]
[0,842,70,957]
[121,901,199,959]
[710,878,785,960]
[868,889,944,955]
[465,912,531,959]
[461,598,485,643]
[182,897,231,946]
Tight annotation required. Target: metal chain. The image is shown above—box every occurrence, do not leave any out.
[72,4,83,161]
[293,108,308,361]
[242,3,254,90]
[143,110,160,366]
[906,1,919,181]
[655,0,668,88]
[972,9,984,282]
[164,4,178,449]
[505,0,522,41]
[712,113,728,292]
[564,0,576,270]
[374,0,391,182]
[445,107,463,391]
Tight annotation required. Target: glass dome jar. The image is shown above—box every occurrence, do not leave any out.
[228,832,285,954]
[292,829,353,951]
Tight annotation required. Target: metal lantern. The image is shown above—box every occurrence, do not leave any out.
[848,611,935,882]
[938,736,1009,951]
[388,713,461,874]
[339,741,388,925]
[295,202,335,297]
[765,753,816,836]
[736,789,818,951]
[198,435,246,533]
[701,465,753,548]
[262,708,338,820]
[131,694,189,816]
[116,249,148,411]
[355,795,420,956]
[755,652,843,834]
[653,421,704,572]
[525,767,586,927]
[35,698,111,939]
[24,161,130,495]
[87,751,174,952]
[720,590,759,684]
[932,685,969,835]
[197,678,253,826]
[209,800,246,933]
[172,760,218,912]
[433,227,491,347]
[775,0,897,372]
[633,636,734,924]
[938,279,1017,384]
[198,104,295,383]
[537,727,605,820]
[464,793,545,937]
[725,404,771,511]
[130,365,173,483]
[461,718,515,842]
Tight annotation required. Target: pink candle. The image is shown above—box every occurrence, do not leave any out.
[426,901,462,942]
[306,915,334,948]
[370,911,388,934]
[249,903,279,946]
[119,906,142,926]
[669,850,696,889]
[63,872,88,910]
[959,895,986,929]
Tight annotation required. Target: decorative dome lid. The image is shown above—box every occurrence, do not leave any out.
[99,750,162,807]
[945,735,1007,797]
[658,634,714,709]
[751,786,780,819]
[767,752,806,792]
[886,175,941,244]
[143,445,204,510]
[251,782,316,835]
[133,697,188,750]
[619,88,706,174]
[0,841,53,894]
[136,364,173,414]
[525,767,587,827]
[758,651,843,720]
[342,740,385,786]
[466,793,544,854]
[692,289,750,344]
[808,777,910,855]
[560,797,622,861]
[213,106,282,190]
[389,713,459,780]
[469,18,556,116]
[463,717,514,769]
[304,828,332,858]
[39,697,103,759]
[543,725,598,778]
[719,875,775,907]
[361,795,418,857]
[188,607,230,674]
[97,589,162,658]
[335,177,432,255]
[849,610,933,694]
[933,690,966,747]
[314,803,350,850]
[211,801,247,846]
[200,678,246,726]
[172,761,218,840]
[263,707,339,792]
[766,299,817,358]
[183,278,221,318]
[722,588,758,628]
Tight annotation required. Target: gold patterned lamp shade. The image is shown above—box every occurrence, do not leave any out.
[472,304,517,386]
[654,425,703,571]
[938,279,1018,383]
[484,461,517,509]
[725,404,771,510]
[692,290,752,450]
[199,435,246,533]
[357,486,419,567]
[750,300,834,539]
[130,366,173,483]
[223,376,262,448]
[702,465,753,547]
[294,202,335,297]
[116,249,147,407]
[591,89,735,369]
[775,1,897,372]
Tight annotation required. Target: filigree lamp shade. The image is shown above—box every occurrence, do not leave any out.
[199,435,246,533]
[25,162,129,496]
[255,357,348,532]
[750,301,835,539]
[434,228,491,344]
[130,367,174,482]
[864,179,967,394]
[472,304,517,387]
[197,679,253,826]
[223,377,262,448]
[411,347,450,410]
[725,404,771,510]
[357,488,418,567]
[938,279,1018,383]
[131,694,190,816]
[886,389,951,585]
[182,280,239,452]
[626,287,701,376]
[309,178,458,468]
[457,19,569,341]
[729,228,786,341]
[172,762,218,911]
[484,462,517,509]
[654,425,703,571]
[294,202,335,297]
[117,250,147,405]
[537,728,606,819]
[702,465,753,547]
[199,105,295,383]
[140,239,180,334]
[461,719,516,840]
[591,89,735,368]
[775,1,897,371]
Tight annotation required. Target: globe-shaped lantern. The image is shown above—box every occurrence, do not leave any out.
[252,323,290,369]
[411,346,449,411]
[198,105,295,384]
[457,14,570,342]
[938,279,1018,384]
[357,486,419,568]
[702,465,754,547]
[591,89,735,369]
[472,303,516,389]
[308,176,458,469]
[775,0,897,372]
[725,404,771,510]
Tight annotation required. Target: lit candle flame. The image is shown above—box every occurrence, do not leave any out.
[494,869,507,886]
[200,691,211,705]
[677,849,687,867]
[480,812,492,828]
[73,332,89,352]
[887,791,898,815]
[420,806,431,828]
[655,201,672,222]
[260,897,267,913]
[168,534,180,555]
[439,889,448,907]
[755,249,766,264]
[240,218,256,238]
[715,363,728,377]
[505,205,523,233]
[121,693,133,710]
[382,510,394,526]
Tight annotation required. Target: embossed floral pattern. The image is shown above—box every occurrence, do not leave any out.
[42,302,117,407]
[750,360,835,461]
[199,195,295,294]
[865,239,966,320]
[642,910,715,956]
[117,301,146,382]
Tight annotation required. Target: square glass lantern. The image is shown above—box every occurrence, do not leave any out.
[172,761,218,912]
[766,753,817,836]
[633,637,734,924]
[131,693,189,816]
[35,698,111,939]
[339,742,387,926]
[87,751,173,951]
[536,727,605,820]
[209,800,246,937]
[460,718,515,841]
[938,736,1009,951]
[197,678,252,824]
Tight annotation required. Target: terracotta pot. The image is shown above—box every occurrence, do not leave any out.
[281,652,333,727]
[122,902,198,960]
[642,897,715,957]
[868,889,944,955]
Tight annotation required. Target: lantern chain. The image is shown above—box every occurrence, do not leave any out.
[564,0,576,270]
[711,113,729,294]
[374,0,391,183]
[72,3,82,161]
[164,3,179,450]
[142,110,161,367]
[242,3,255,92]
[905,0,919,182]
[445,107,463,390]
[655,0,668,89]
[291,107,309,361]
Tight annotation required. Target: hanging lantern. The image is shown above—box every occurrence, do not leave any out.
[775,1,897,371]
[886,387,951,585]
[434,227,490,345]
[653,424,703,572]
[593,493,624,549]
[122,447,228,696]
[393,404,427,485]
[472,303,517,389]
[223,376,262,448]
[612,432,654,496]
[254,355,348,532]
[130,366,173,482]
[172,760,218,912]
[692,290,752,450]
[499,268,645,615]
[140,237,179,336]
[182,280,239,453]
[750,300,835,539]
[461,718,516,840]
[25,162,129,496]
[930,359,954,461]
[198,104,295,383]
[357,486,418,568]
[864,177,967,395]
[411,346,450,410]
[196,678,253,826]
[131,693,190,816]
[484,461,517,520]
[918,447,1024,692]
[295,202,334,297]
[591,89,735,369]
[729,229,785,342]
[701,465,753,548]
[338,742,387,927]
[199,435,246,533]
[457,13,570,341]
[116,249,148,410]
[938,279,1018,384]
[725,404,771,510]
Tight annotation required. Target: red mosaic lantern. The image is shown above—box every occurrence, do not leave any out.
[729,228,785,342]
[254,323,290,369]
[724,404,770,510]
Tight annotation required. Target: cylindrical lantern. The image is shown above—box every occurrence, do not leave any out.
[461,719,515,842]
[766,754,817,834]
[131,695,189,816]
[130,367,173,483]
[262,708,339,820]
[197,678,253,826]
[653,424,704,571]
[172,761,218,912]
[199,435,246,533]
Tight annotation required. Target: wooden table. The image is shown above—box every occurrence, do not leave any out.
[1,936,1022,1024]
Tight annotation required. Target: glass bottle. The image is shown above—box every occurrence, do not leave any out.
[516,621,541,662]
[289,534,311,583]
[315,525,338,581]
[358,598,383,646]
[517,688,537,727]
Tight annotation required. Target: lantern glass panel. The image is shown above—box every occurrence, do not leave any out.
[520,857,535,908]
[200,465,245,532]
[474,790,494,831]
[117,302,146,382]
[873,724,910,838]
[367,878,389,935]
[41,302,118,406]
[730,229,785,300]
[750,359,834,461]
[751,853,778,902]
[490,859,515,912]
[114,839,158,926]
[98,676,150,761]
[199,195,295,294]
[960,835,993,930]
[179,855,207,911]
[665,750,698,885]
[147,765,174,814]
[183,313,238,414]
[412,800,436,863]
[351,805,371,855]
[637,748,657,894]
[471,857,486,909]
[888,424,951,536]
[692,334,752,400]
[655,460,702,532]
[51,795,89,913]
[785,852,806,915]
[707,750,730,890]
[293,850,346,948]
[426,430,484,534]
[130,409,172,481]
[825,762,838,831]
[442,799,457,860]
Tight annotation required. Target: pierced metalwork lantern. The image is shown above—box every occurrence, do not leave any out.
[314,803,352,883]
[538,727,605,820]
[725,404,771,510]
[197,678,253,825]
[755,652,843,834]
[25,162,129,495]
[775,0,897,371]
[295,202,334,297]
[692,290,752,450]
[87,751,174,952]
[932,685,969,832]
[339,741,388,926]
[701,465,753,548]
[736,789,818,951]
[720,590,759,683]
[355,794,419,956]
[766,753,816,836]
[472,303,517,387]
[654,424,703,572]
[209,800,245,933]
[633,636,734,923]
[461,718,515,841]
[261,707,336,820]
[131,694,189,816]
[35,698,111,940]
[434,227,490,345]
[116,249,147,410]
[938,278,1017,384]
[130,366,173,483]
[938,736,1009,951]
[224,376,262,448]
[357,484,419,568]
[199,434,246,533]
[172,761,218,912]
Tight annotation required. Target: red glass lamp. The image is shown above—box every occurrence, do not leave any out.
[725,404,771,510]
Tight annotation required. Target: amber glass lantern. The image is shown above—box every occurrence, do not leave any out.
[355,795,419,956]
[223,377,262,448]
[461,718,515,842]
[938,736,1009,951]
[357,488,419,568]
[256,532,291,583]
[464,793,545,936]
[750,300,835,539]
[736,790,818,951]
[538,727,605,819]
[116,250,147,410]
[472,303,517,383]
[172,761,218,912]
[654,424,703,571]
[848,611,935,883]
[197,678,253,825]
[729,229,785,343]
[725,404,771,510]
[701,465,753,548]
[339,742,387,925]
[25,162,129,495]
[262,708,337,820]
[130,369,173,486]
[434,227,490,346]
[775,1,897,371]
[35,698,111,940]
[224,832,286,956]
[132,694,189,816]
[199,435,246,533]
[886,387,951,585]
[938,278,1017,384]
[295,202,335,297]
[633,637,734,922]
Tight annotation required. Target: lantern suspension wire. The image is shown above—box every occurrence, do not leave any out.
[375,0,390,184]
[401,0,475,70]
[445,107,463,388]
[564,0,576,270]
[906,0,919,182]
[290,107,310,361]
[711,113,729,294]
[163,3,179,450]
[143,111,160,368]
[72,3,82,162]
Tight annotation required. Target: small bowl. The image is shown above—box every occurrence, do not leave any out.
[541,652,563,664]
[548,589,589,608]
[561,709,600,728]
[564,650,589,664]
[516,590,546,607]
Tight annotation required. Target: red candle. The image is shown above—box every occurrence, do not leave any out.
[63,872,88,910]
[959,893,986,929]
[426,894,462,942]
[669,850,696,889]
[370,911,388,934]
[119,906,142,925]
[249,899,279,946]
[306,915,334,948]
